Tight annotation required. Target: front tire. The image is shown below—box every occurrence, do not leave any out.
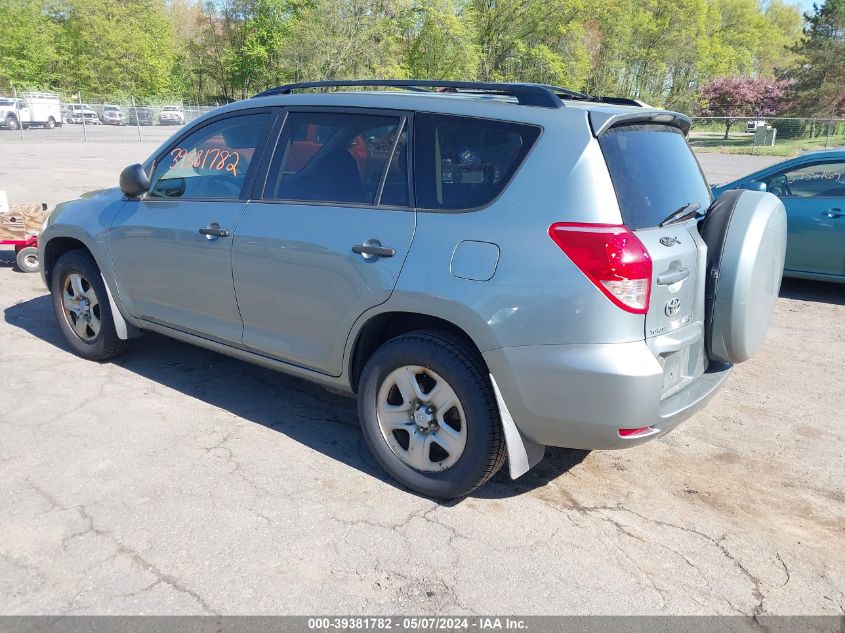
[5,115,18,130]
[50,250,129,361]
[358,330,506,498]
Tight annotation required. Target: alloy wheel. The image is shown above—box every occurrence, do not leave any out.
[376,365,467,472]
[61,272,101,342]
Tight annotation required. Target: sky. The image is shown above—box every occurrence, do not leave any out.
[795,0,818,14]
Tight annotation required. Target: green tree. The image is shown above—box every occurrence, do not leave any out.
[51,0,179,97]
[0,0,57,89]
[401,0,479,79]
[787,0,845,116]
[466,0,591,87]
[276,0,405,85]
[758,0,803,76]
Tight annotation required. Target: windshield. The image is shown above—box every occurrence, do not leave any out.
[599,124,712,230]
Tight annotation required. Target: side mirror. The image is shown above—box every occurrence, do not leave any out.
[738,181,767,192]
[119,163,150,197]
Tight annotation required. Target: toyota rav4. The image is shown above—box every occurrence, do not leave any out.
[39,80,787,498]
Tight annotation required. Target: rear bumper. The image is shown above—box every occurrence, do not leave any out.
[483,342,731,450]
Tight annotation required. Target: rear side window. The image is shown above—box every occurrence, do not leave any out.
[264,112,408,206]
[414,113,540,211]
[599,125,711,230]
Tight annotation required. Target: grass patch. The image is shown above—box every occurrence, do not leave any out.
[689,132,845,156]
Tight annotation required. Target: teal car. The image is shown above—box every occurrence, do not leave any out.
[712,149,845,283]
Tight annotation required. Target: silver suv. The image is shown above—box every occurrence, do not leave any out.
[39,80,787,498]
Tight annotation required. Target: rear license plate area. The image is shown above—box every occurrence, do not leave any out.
[660,347,691,395]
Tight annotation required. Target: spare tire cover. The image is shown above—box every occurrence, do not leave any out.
[699,189,787,364]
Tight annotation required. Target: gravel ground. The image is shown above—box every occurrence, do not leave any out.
[0,141,843,616]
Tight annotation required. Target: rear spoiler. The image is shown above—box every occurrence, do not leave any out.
[589,110,691,137]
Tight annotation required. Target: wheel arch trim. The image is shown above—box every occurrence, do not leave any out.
[343,295,500,389]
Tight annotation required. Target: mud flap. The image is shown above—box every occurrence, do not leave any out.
[101,274,141,340]
[490,374,545,479]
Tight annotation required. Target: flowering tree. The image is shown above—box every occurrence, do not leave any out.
[698,76,791,139]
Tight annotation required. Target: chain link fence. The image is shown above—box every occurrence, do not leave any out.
[689,116,845,155]
[4,92,845,156]
[0,90,220,142]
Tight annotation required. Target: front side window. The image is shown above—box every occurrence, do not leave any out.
[264,111,408,206]
[148,112,271,200]
[414,113,540,211]
[765,162,845,198]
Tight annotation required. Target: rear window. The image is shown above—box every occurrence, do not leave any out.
[599,125,711,230]
[414,113,540,211]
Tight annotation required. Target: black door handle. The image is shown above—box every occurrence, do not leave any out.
[199,225,230,238]
[352,242,395,258]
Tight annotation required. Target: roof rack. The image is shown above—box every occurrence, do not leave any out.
[253,80,567,108]
[252,79,646,109]
[538,85,646,107]
[591,96,649,107]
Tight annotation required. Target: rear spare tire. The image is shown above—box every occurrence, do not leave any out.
[699,190,787,364]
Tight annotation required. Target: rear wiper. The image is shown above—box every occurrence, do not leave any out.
[659,202,702,227]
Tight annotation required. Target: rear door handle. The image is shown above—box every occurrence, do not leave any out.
[352,240,395,259]
[657,268,690,285]
[822,209,843,219]
[198,223,230,238]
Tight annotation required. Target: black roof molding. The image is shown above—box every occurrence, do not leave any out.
[253,79,646,110]
[254,79,568,108]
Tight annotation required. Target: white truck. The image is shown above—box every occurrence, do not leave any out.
[0,97,29,130]
[0,92,62,129]
[22,92,62,128]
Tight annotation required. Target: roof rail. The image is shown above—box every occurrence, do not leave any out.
[253,79,647,109]
[591,96,649,107]
[253,79,566,109]
[539,85,645,107]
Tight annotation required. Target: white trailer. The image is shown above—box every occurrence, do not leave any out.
[21,92,62,129]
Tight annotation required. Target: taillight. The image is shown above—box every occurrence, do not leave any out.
[549,223,652,314]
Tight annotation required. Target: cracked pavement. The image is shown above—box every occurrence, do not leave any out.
[0,145,844,615]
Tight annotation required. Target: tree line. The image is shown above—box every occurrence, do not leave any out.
[0,0,842,116]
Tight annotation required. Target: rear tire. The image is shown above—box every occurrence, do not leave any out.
[46,116,55,129]
[50,250,130,361]
[357,330,506,499]
[15,246,39,273]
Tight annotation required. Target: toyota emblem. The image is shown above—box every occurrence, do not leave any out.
[660,236,680,247]
[665,297,681,316]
